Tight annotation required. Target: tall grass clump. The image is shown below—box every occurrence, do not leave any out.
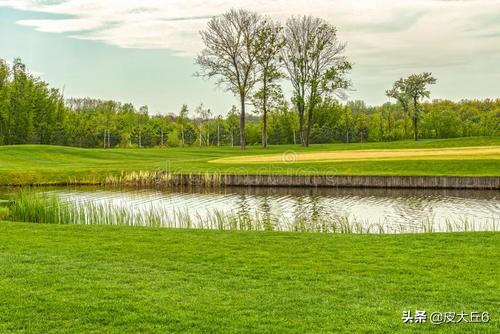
[11,192,122,225]
[6,191,499,233]
[8,191,75,224]
[104,171,224,188]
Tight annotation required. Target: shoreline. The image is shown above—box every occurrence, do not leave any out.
[157,174,500,189]
[2,174,499,190]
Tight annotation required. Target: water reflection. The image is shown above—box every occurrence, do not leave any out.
[1,186,499,233]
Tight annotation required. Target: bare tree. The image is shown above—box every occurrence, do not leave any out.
[282,16,351,147]
[196,9,265,150]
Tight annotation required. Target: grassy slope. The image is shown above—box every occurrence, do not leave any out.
[0,221,497,333]
[0,137,499,185]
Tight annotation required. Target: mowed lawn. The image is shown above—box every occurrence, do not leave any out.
[0,222,497,333]
[0,137,499,185]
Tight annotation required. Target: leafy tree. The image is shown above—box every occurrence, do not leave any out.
[282,16,351,147]
[405,73,437,141]
[252,19,284,148]
[268,102,299,144]
[0,60,10,144]
[195,103,211,146]
[118,103,136,147]
[135,105,149,148]
[150,115,169,147]
[167,128,182,147]
[227,106,239,147]
[9,58,35,144]
[215,115,223,146]
[340,105,353,143]
[388,73,436,141]
[386,79,411,138]
[182,123,198,146]
[178,104,189,146]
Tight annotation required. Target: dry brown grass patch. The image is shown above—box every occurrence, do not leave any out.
[211,146,500,164]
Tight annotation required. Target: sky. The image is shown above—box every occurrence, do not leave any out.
[0,0,499,116]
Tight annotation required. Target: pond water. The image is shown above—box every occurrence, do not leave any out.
[3,186,498,233]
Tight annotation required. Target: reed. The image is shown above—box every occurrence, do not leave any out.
[103,171,225,188]
[6,191,498,234]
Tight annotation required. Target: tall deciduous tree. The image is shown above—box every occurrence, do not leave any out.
[252,19,284,148]
[386,79,411,138]
[0,60,10,144]
[406,73,437,141]
[282,15,351,147]
[9,58,34,145]
[178,104,189,147]
[196,9,265,149]
[195,103,211,146]
[387,73,436,141]
[138,105,148,148]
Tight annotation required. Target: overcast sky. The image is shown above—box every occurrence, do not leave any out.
[0,0,499,115]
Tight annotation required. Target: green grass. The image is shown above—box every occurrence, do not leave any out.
[0,221,497,333]
[0,137,499,185]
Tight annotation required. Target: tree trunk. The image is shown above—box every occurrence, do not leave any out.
[413,98,419,141]
[262,109,268,149]
[401,103,409,140]
[305,104,314,147]
[297,101,305,147]
[217,123,220,146]
[404,113,409,139]
[413,116,418,141]
[239,94,246,150]
[262,78,268,149]
[299,114,304,146]
[199,125,202,147]
[181,125,185,147]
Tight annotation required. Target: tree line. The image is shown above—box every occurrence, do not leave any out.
[0,57,497,148]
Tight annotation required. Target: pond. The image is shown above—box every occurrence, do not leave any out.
[2,186,499,233]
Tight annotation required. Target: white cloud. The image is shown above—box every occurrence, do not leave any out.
[1,0,499,103]
[17,18,102,32]
[2,0,499,56]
